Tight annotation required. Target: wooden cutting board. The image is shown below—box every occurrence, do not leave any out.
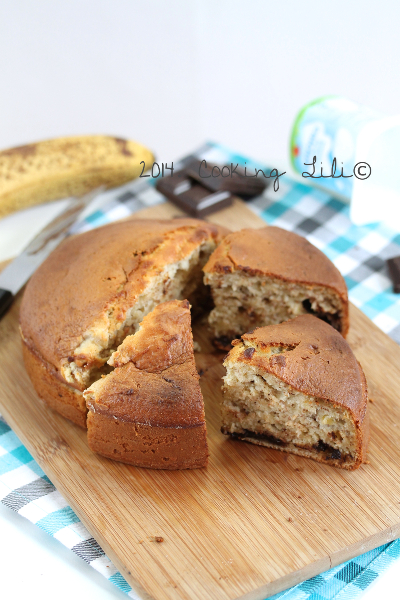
[1,199,400,600]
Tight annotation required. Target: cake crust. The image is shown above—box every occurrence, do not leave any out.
[222,315,369,469]
[204,226,348,294]
[21,338,86,428]
[86,412,208,470]
[84,300,209,469]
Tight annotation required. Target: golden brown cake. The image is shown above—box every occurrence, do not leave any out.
[84,300,208,469]
[20,218,227,428]
[221,315,369,470]
[203,226,349,348]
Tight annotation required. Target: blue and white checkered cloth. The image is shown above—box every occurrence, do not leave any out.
[1,142,400,598]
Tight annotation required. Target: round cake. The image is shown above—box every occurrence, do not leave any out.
[20,218,228,427]
[20,218,366,472]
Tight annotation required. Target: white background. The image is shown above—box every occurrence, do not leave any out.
[1,1,400,598]
[1,1,400,167]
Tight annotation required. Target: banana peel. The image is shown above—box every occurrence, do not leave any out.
[0,135,154,218]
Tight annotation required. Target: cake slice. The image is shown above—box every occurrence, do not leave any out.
[221,315,369,470]
[203,226,349,349]
[84,300,209,469]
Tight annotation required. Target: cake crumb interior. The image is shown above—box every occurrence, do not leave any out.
[63,236,216,389]
[205,271,344,339]
[222,345,358,465]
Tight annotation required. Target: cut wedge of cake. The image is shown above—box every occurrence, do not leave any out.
[203,226,349,349]
[20,218,228,427]
[84,300,209,469]
[221,315,369,470]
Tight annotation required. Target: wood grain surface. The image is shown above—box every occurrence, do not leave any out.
[1,199,400,600]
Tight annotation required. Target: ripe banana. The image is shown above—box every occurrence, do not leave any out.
[0,135,154,218]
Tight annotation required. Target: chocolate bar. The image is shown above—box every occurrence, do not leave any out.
[387,256,400,293]
[185,159,268,197]
[156,171,233,218]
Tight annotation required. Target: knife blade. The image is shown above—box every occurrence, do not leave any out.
[0,187,103,319]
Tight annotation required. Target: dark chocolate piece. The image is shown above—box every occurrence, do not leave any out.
[329,449,342,460]
[302,299,342,331]
[243,347,255,358]
[213,335,234,351]
[387,256,400,293]
[156,171,233,217]
[226,429,287,446]
[185,159,268,197]
[224,429,348,462]
[315,440,332,453]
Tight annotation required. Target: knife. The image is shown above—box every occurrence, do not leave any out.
[0,187,103,319]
